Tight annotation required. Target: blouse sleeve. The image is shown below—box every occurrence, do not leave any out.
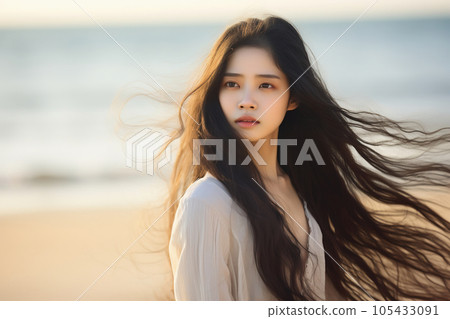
[169,196,234,300]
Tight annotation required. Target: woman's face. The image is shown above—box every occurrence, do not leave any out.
[219,46,297,142]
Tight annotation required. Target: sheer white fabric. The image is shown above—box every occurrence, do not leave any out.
[169,172,326,300]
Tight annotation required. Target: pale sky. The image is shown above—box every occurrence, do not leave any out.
[1,0,450,27]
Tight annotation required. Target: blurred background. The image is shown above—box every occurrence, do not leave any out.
[0,0,449,300]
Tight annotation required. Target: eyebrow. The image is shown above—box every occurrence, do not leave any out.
[223,72,281,80]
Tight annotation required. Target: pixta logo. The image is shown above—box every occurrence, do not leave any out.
[193,138,325,166]
[126,128,171,175]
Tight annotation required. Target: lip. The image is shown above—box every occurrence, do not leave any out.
[235,116,260,128]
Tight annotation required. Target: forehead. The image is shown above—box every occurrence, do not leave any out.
[225,47,282,75]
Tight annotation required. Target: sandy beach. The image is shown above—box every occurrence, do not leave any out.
[0,188,448,301]
[0,205,174,301]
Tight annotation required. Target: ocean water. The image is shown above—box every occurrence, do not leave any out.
[0,17,449,211]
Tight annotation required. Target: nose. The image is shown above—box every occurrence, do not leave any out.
[239,88,257,110]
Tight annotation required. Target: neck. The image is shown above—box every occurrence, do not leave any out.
[249,129,286,184]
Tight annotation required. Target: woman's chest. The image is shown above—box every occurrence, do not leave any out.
[267,184,311,252]
[226,185,316,299]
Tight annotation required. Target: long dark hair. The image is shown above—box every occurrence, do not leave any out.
[148,16,450,300]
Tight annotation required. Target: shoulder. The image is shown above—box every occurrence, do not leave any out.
[177,172,234,222]
[171,173,235,247]
[181,173,233,210]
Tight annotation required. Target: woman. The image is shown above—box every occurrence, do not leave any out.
[144,16,450,300]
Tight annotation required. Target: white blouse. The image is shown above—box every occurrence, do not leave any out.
[169,172,326,300]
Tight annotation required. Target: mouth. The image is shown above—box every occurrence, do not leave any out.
[235,120,260,128]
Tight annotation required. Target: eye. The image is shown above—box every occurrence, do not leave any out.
[224,81,239,88]
[260,83,274,89]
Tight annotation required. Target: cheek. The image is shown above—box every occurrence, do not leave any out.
[219,92,234,116]
[265,99,289,121]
